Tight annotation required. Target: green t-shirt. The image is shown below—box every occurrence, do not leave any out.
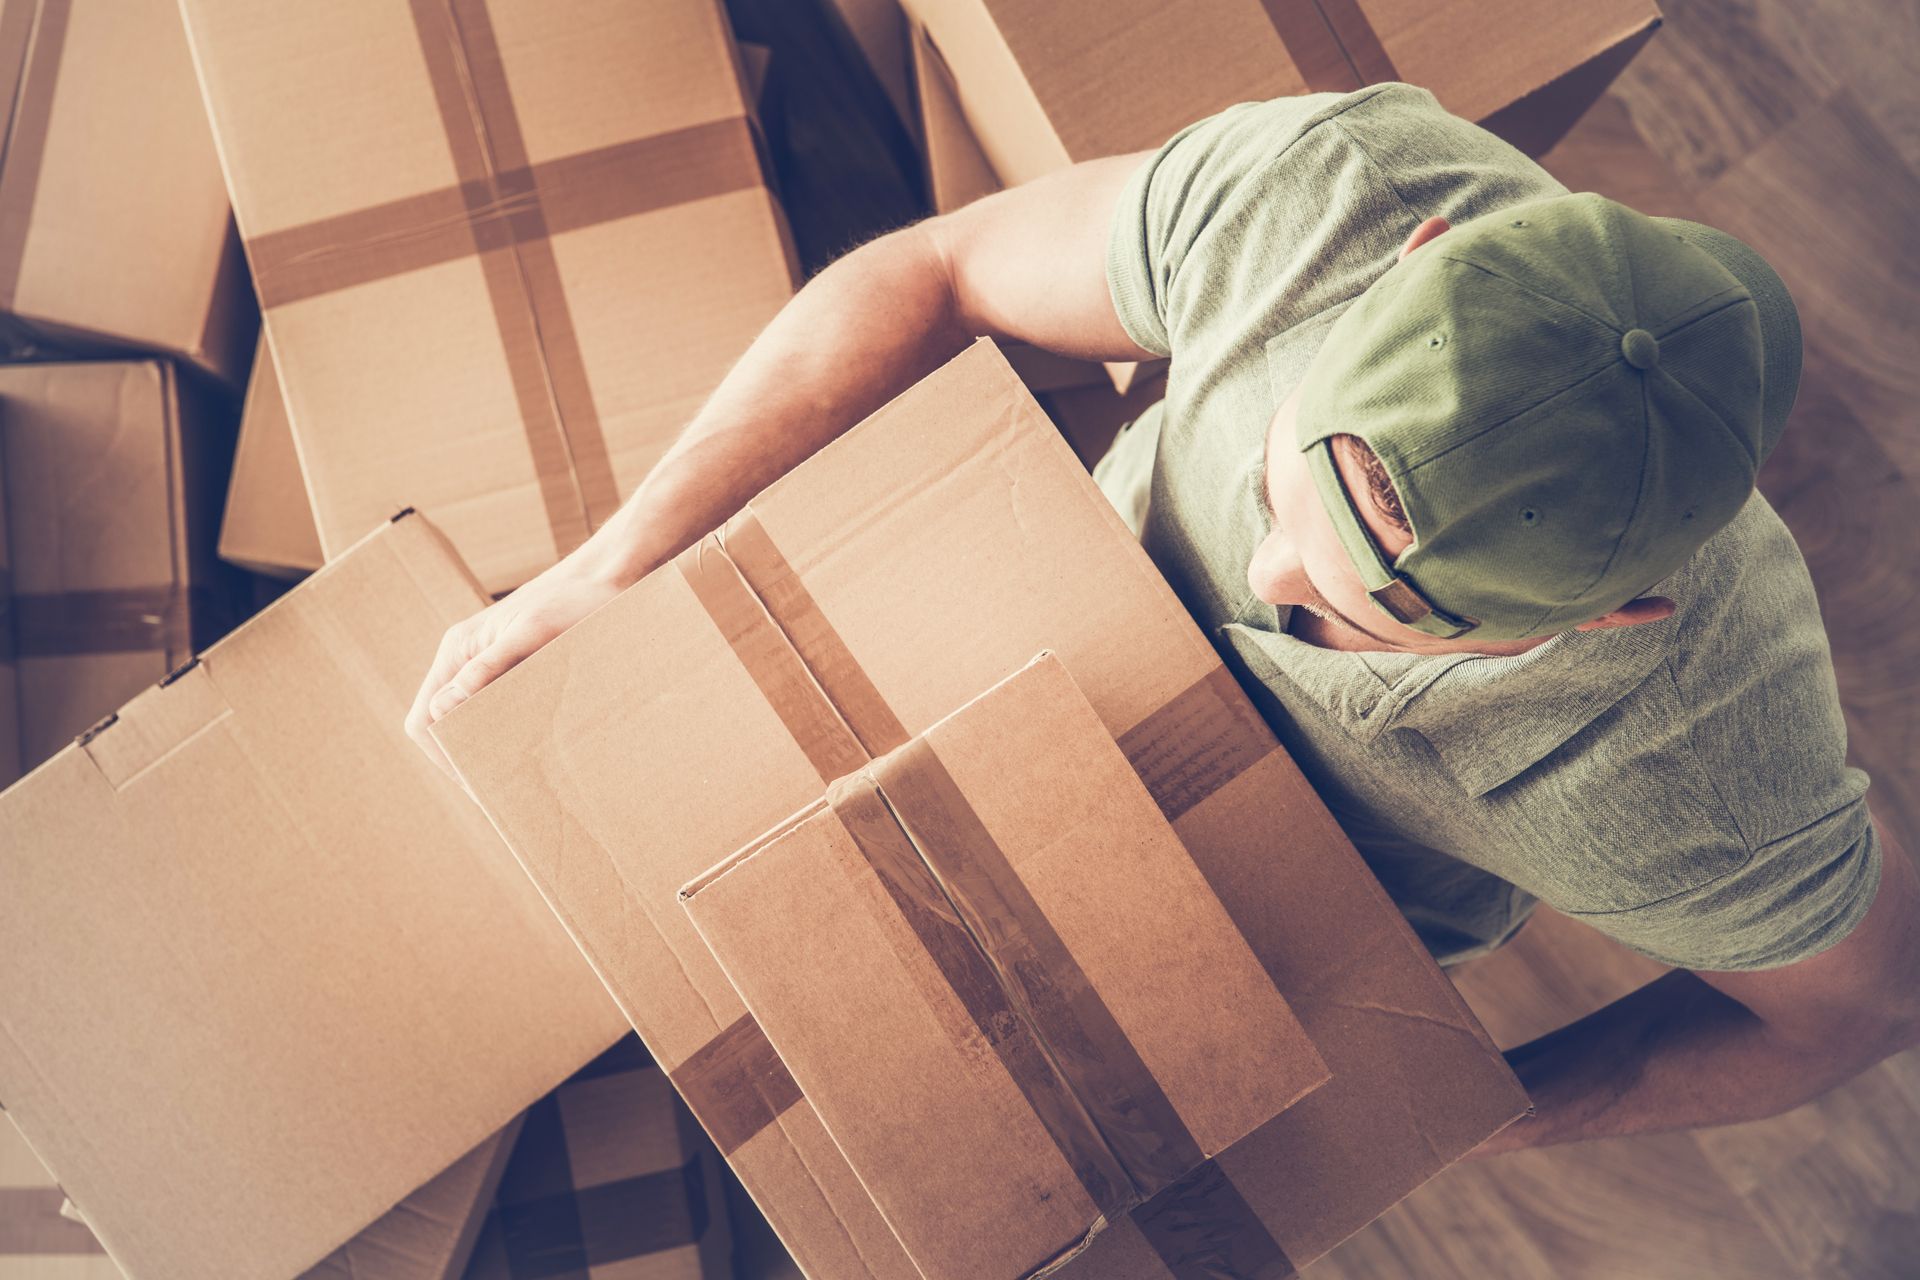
[1095,84,1879,970]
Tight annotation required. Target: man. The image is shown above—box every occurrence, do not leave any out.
[408,84,1919,1154]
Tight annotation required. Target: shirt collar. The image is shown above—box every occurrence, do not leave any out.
[1223,606,1673,797]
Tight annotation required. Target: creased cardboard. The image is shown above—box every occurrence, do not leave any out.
[219,335,324,579]
[0,512,624,1280]
[178,0,800,594]
[0,360,243,788]
[435,340,1527,1278]
[0,0,251,379]
[684,655,1330,1279]
[902,0,1660,186]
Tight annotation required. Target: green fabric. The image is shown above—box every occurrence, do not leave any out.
[1096,85,1879,971]
[1294,192,1779,640]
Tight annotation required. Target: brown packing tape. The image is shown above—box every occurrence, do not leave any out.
[1130,1158,1296,1280]
[2,585,195,661]
[873,738,1206,1194]
[402,0,604,555]
[674,534,868,784]
[1253,0,1358,94]
[721,510,910,758]
[245,122,765,311]
[0,0,69,311]
[827,771,1136,1218]
[1117,667,1277,823]
[1314,0,1400,87]
[666,1012,804,1159]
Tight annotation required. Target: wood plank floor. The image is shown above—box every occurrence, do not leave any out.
[1313,1,1920,1273]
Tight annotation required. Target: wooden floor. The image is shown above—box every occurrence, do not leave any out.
[1312,2,1920,1275]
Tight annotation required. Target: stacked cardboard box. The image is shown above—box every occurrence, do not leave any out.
[0,361,244,788]
[0,0,251,379]
[218,336,324,579]
[179,0,801,594]
[0,513,625,1278]
[434,341,1529,1278]
[464,1036,734,1280]
[903,0,1660,185]
[685,654,1338,1277]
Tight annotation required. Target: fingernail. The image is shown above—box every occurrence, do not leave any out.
[430,687,469,720]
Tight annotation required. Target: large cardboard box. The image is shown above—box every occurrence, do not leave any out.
[2,1114,521,1280]
[684,654,1332,1278]
[0,361,243,789]
[0,512,625,1280]
[433,340,1528,1279]
[0,0,251,380]
[464,1035,733,1280]
[219,335,325,579]
[179,0,801,594]
[904,0,1660,185]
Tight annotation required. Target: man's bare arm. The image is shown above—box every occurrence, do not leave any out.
[1476,819,1920,1155]
[407,150,1155,767]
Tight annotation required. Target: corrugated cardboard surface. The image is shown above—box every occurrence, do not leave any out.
[219,335,324,578]
[903,0,1659,185]
[685,655,1330,1279]
[0,513,625,1280]
[2,1113,519,1280]
[0,361,240,788]
[436,341,1526,1279]
[180,0,800,593]
[0,0,250,379]
[463,1035,732,1280]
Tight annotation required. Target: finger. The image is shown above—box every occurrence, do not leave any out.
[426,632,527,723]
[406,625,476,768]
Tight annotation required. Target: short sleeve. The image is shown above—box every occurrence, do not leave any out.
[1103,89,1394,358]
[1103,83,1560,364]
[1568,792,1882,971]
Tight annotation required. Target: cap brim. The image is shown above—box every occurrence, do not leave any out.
[1656,217,1802,461]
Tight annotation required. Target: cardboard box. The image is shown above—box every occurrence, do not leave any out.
[1039,367,1168,470]
[823,0,915,137]
[433,340,1527,1279]
[0,512,626,1280]
[463,1035,733,1280]
[219,335,325,579]
[683,654,1331,1278]
[903,0,1660,185]
[178,0,801,594]
[0,361,244,789]
[0,0,251,380]
[2,1113,520,1280]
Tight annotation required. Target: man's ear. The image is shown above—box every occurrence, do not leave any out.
[1398,215,1451,261]
[1574,597,1677,632]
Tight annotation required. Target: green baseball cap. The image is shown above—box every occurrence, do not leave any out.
[1296,191,1801,641]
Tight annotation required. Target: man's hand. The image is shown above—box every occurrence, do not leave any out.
[406,559,626,773]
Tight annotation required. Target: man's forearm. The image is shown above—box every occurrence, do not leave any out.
[1482,969,1877,1154]
[574,224,970,589]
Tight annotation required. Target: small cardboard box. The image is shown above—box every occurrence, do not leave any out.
[179,0,801,593]
[0,512,625,1280]
[219,335,325,579]
[0,0,251,380]
[464,1036,733,1280]
[2,1114,520,1280]
[903,0,1660,185]
[0,361,243,789]
[683,654,1331,1278]
[434,340,1527,1279]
